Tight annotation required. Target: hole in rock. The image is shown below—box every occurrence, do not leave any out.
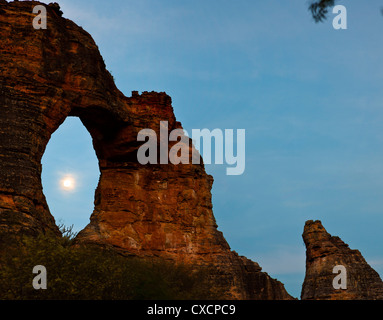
[42,117,100,234]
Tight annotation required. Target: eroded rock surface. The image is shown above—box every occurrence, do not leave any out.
[301,220,383,300]
[0,1,293,299]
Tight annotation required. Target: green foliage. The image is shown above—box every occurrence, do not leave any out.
[0,226,224,300]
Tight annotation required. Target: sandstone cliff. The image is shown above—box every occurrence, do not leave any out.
[301,220,383,300]
[0,1,293,299]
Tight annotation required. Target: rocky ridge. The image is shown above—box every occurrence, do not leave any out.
[301,220,383,300]
[0,0,293,299]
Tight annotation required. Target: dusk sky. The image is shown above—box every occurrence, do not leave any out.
[41,0,383,298]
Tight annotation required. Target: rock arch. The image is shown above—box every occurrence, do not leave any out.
[41,116,99,231]
[0,1,293,299]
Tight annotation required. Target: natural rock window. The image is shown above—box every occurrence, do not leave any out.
[41,117,99,233]
[0,1,293,300]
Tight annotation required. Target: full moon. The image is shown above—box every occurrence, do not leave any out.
[60,176,76,191]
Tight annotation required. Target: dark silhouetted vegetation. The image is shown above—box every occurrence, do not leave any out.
[308,1,383,23]
[0,226,224,300]
[309,0,336,22]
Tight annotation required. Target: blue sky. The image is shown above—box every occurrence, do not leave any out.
[41,0,383,298]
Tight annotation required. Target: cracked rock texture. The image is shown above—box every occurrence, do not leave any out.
[0,1,293,299]
[301,220,383,300]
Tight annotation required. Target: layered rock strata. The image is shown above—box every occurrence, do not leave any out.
[0,1,293,299]
[301,220,383,300]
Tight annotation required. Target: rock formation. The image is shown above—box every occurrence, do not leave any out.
[301,220,383,300]
[0,1,293,299]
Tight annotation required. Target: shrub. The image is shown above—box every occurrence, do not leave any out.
[0,226,224,300]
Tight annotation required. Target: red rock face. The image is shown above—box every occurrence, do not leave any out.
[0,1,293,299]
[301,220,383,300]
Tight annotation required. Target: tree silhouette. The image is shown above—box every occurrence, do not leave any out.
[309,0,336,22]
[309,1,383,22]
